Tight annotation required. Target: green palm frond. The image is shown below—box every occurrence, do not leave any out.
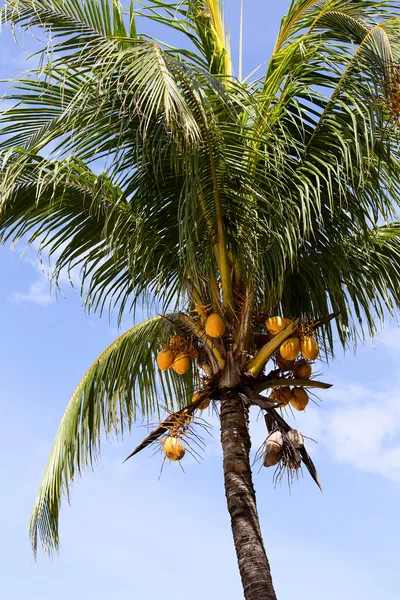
[138,0,232,76]
[0,152,195,317]
[1,0,130,47]
[29,314,195,556]
[186,0,232,76]
[280,222,400,348]
[273,0,398,54]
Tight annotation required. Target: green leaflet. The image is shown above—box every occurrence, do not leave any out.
[28,315,195,556]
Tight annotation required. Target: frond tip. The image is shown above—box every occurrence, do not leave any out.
[28,315,190,556]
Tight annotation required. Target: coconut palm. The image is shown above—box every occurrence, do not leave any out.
[1,0,400,598]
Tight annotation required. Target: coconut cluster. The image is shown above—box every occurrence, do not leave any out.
[263,428,304,470]
[265,316,320,412]
[272,385,309,411]
[266,316,319,361]
[156,313,226,376]
[162,391,211,462]
[157,314,224,463]
[157,335,191,374]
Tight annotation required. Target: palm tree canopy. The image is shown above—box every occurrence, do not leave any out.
[1,0,400,556]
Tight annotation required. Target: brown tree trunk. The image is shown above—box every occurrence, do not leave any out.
[220,393,278,600]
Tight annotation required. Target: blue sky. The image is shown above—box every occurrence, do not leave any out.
[1,2,400,599]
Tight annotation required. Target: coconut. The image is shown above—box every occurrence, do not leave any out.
[264,448,282,467]
[192,392,210,411]
[300,336,319,360]
[293,359,312,379]
[290,388,309,411]
[172,353,190,375]
[266,316,287,336]
[266,430,284,452]
[276,352,295,371]
[272,386,292,407]
[280,336,300,361]
[205,314,226,338]
[287,429,304,448]
[163,437,185,461]
[264,430,284,467]
[156,349,175,371]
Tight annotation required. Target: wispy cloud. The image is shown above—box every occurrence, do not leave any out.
[10,275,54,306]
[378,322,400,352]
[319,384,400,481]
[270,380,400,482]
[8,241,82,307]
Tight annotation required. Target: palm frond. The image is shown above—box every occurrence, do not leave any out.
[29,314,195,556]
[138,0,232,76]
[1,0,129,46]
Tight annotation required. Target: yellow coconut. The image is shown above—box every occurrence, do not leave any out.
[300,336,319,360]
[205,313,226,338]
[170,335,185,351]
[273,386,292,408]
[163,437,185,461]
[266,316,286,336]
[290,388,309,411]
[276,352,295,372]
[293,360,312,380]
[156,349,175,371]
[172,353,190,375]
[280,337,300,361]
[266,316,293,336]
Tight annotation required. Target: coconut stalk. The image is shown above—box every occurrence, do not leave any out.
[247,319,300,376]
[254,379,332,393]
[234,288,255,362]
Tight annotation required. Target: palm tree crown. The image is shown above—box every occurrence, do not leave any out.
[1,2,400,593]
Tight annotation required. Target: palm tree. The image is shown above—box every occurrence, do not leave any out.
[1,0,400,598]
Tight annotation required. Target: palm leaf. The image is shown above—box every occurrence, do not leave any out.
[29,314,195,556]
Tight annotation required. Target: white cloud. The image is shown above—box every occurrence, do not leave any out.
[10,275,53,306]
[377,322,400,352]
[274,381,400,482]
[8,241,82,306]
[322,385,400,480]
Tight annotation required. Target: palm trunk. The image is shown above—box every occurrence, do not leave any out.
[220,393,278,600]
